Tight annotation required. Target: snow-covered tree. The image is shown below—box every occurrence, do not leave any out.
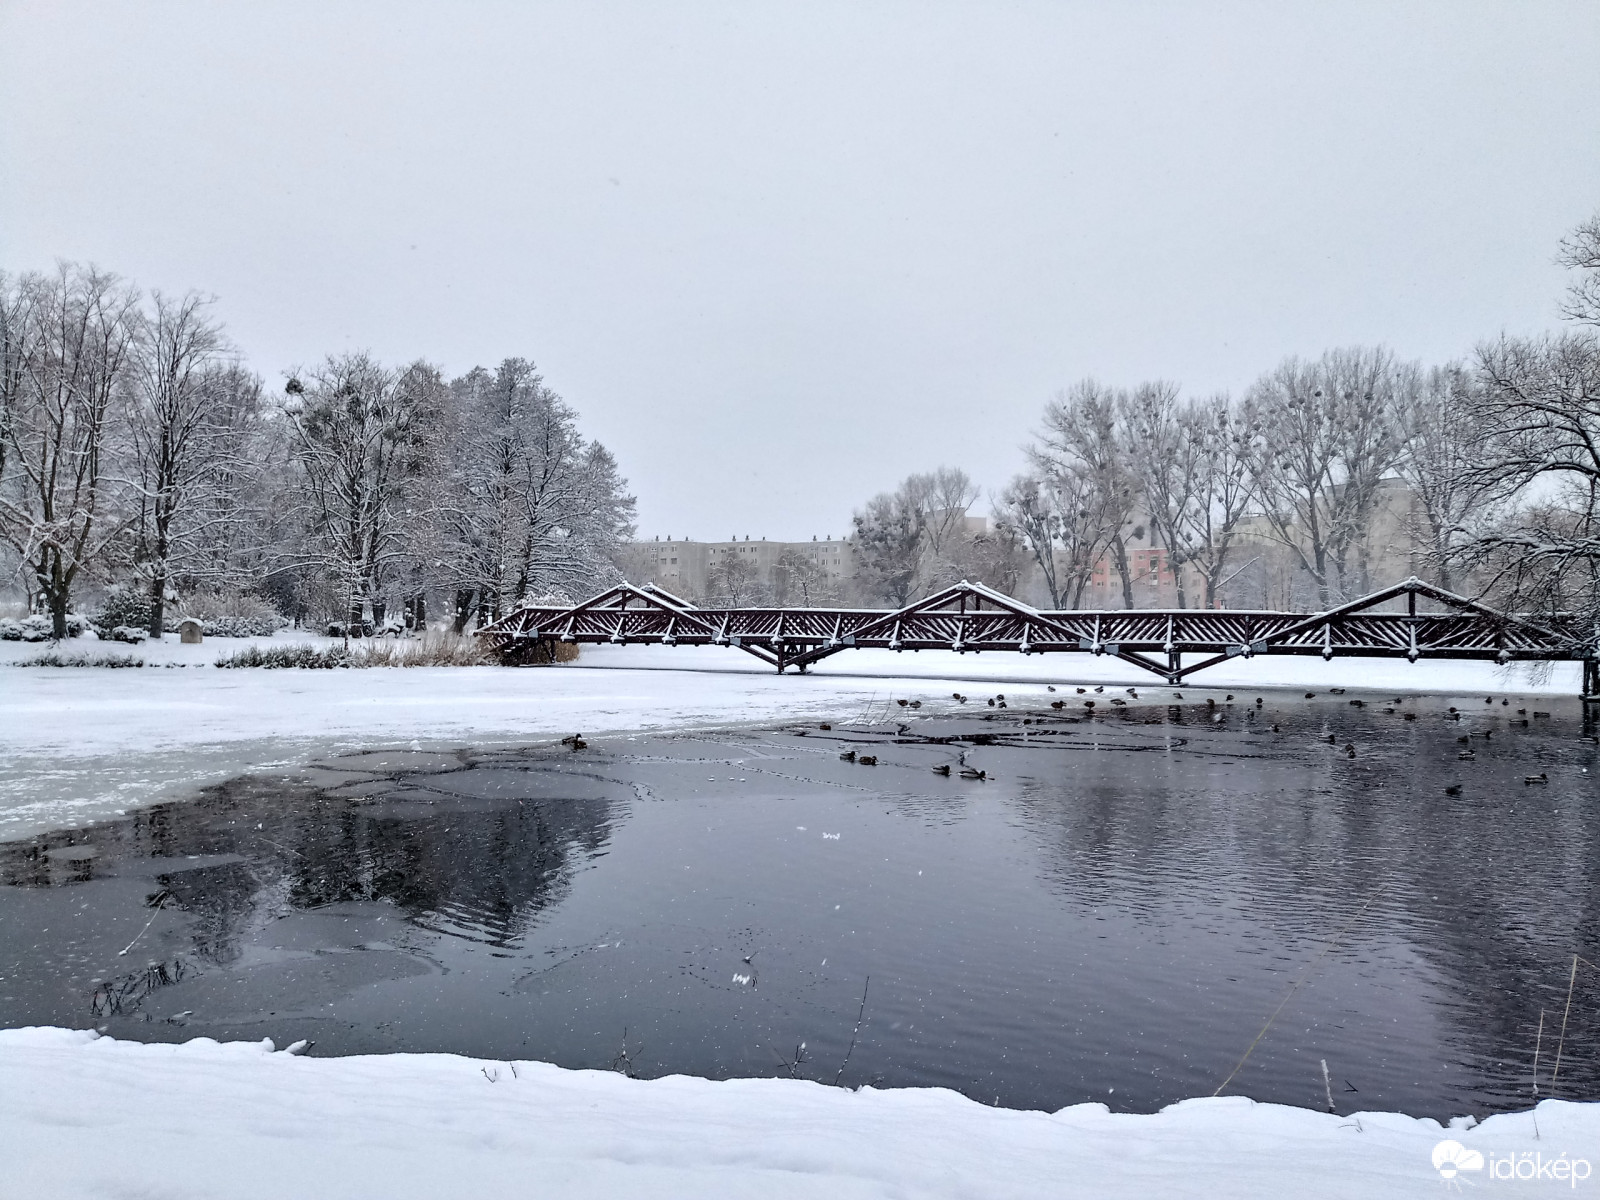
[436,358,633,628]
[0,264,140,636]
[124,290,241,635]
[280,353,442,632]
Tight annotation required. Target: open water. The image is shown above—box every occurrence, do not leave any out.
[3,687,1597,1117]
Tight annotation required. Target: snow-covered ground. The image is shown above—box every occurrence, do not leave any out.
[3,1028,1594,1199]
[0,630,1584,842]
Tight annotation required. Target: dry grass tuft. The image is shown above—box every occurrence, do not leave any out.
[350,631,495,668]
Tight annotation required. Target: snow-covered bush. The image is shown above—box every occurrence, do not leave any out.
[1,614,87,640]
[199,615,286,638]
[215,644,348,669]
[183,591,288,638]
[92,588,153,638]
[106,625,149,644]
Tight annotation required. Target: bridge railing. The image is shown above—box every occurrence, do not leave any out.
[476,577,1596,696]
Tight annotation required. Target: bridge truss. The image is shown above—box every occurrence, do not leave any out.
[477,578,1598,695]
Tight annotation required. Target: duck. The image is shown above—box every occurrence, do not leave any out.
[839,749,856,762]
[1084,700,1095,708]
[932,764,951,776]
[1047,685,1057,692]
[1444,784,1462,795]
[560,733,587,750]
[1077,687,1087,694]
[896,698,909,707]
[1524,773,1549,785]
[1050,700,1066,710]
[959,767,987,781]
[1458,750,1475,761]
[819,723,832,730]
[857,755,878,766]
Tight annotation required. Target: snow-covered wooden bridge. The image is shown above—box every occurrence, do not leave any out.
[478,578,1599,697]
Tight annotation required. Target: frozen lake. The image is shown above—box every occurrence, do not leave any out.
[3,691,1597,1119]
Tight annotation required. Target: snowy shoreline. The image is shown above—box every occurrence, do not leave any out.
[0,633,1584,844]
[3,1027,1595,1199]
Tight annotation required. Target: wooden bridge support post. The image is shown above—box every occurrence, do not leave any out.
[1583,658,1599,707]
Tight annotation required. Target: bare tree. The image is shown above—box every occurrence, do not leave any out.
[0,271,49,502]
[902,466,979,577]
[995,470,1113,608]
[0,264,139,636]
[1392,363,1503,592]
[1121,381,1194,605]
[1032,381,1141,606]
[1464,330,1600,632]
[436,358,633,628]
[1245,347,1411,607]
[774,546,840,606]
[705,545,764,606]
[1557,209,1600,328]
[281,353,439,632]
[851,489,923,605]
[1176,394,1257,608]
[125,291,233,635]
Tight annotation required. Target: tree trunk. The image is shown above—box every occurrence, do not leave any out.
[452,589,474,634]
[1109,536,1135,609]
[149,570,167,640]
[47,573,68,640]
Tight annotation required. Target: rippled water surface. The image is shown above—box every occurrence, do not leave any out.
[3,688,1598,1117]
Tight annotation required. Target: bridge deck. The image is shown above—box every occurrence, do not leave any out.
[478,579,1598,696]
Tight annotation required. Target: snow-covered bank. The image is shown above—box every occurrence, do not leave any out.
[2,1028,1593,1200]
[0,632,1584,842]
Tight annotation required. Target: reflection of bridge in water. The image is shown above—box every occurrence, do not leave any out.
[480,577,1600,700]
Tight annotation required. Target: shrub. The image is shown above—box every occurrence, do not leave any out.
[183,591,288,638]
[18,649,144,668]
[0,614,89,641]
[93,587,153,637]
[106,625,148,644]
[215,644,348,669]
[351,631,494,667]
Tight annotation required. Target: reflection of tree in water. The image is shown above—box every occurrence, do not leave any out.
[1007,707,1600,1107]
[0,761,619,962]
[281,774,616,948]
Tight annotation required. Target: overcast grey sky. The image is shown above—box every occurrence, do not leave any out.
[3,2,1598,540]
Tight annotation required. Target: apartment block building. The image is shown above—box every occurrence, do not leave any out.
[625,535,856,604]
